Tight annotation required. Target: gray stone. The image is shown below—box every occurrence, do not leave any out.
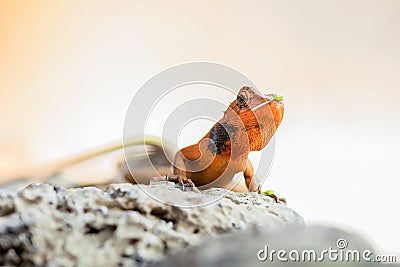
[157,225,396,267]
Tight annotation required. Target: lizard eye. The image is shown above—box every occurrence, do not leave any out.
[236,94,248,109]
[236,86,255,110]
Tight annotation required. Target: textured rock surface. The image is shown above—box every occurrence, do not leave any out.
[0,182,303,266]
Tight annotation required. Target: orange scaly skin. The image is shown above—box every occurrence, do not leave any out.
[172,86,284,192]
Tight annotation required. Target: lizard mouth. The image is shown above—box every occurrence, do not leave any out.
[270,94,284,107]
[251,94,284,111]
[267,94,284,110]
[268,94,284,129]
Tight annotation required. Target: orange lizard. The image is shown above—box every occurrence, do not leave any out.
[169,86,284,193]
[1,86,284,195]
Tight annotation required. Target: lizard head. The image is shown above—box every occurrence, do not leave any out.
[207,86,284,156]
[229,86,284,130]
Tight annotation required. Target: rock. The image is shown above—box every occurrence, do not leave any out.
[157,225,392,267]
[0,182,303,267]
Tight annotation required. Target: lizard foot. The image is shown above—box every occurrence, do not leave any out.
[165,174,200,193]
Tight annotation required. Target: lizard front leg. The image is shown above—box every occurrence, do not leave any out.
[168,147,200,192]
[244,160,261,193]
[172,149,187,179]
[230,160,261,192]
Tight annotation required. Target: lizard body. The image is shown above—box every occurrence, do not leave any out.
[172,86,284,192]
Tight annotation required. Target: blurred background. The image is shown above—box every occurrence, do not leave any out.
[0,0,399,256]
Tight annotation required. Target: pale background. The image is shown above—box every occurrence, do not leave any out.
[1,0,399,256]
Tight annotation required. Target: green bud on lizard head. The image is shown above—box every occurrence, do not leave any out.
[273,95,284,102]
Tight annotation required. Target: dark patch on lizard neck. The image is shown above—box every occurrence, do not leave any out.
[208,122,238,154]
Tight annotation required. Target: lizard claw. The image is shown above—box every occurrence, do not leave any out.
[165,174,200,193]
[257,184,262,194]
